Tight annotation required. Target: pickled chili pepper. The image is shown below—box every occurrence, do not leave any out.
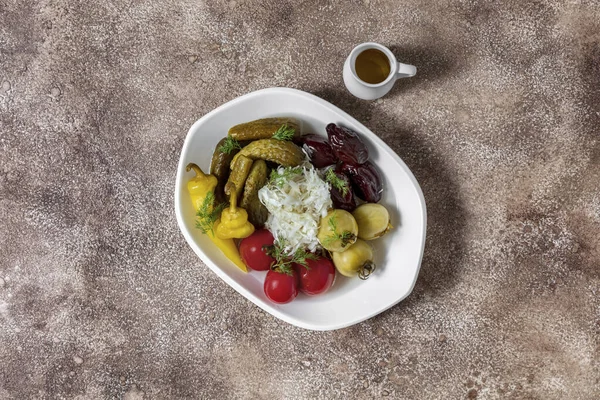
[215,184,255,239]
[187,163,219,210]
[186,163,247,272]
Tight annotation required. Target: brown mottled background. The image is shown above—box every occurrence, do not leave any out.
[1,0,599,399]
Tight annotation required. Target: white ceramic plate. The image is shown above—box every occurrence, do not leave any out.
[175,88,426,331]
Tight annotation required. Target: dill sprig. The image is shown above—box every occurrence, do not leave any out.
[269,166,303,187]
[269,239,318,275]
[218,136,241,154]
[195,191,227,235]
[325,168,350,196]
[272,124,295,141]
[322,215,356,248]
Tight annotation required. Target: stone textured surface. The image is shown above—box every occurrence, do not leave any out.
[1,0,599,398]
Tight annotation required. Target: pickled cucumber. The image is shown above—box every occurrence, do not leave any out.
[240,160,269,228]
[225,154,254,200]
[230,139,305,168]
[210,137,240,203]
[228,118,299,141]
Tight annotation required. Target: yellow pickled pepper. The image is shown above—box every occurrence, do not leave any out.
[186,163,247,272]
[215,184,255,239]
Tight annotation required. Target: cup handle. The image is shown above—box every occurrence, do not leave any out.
[397,63,416,79]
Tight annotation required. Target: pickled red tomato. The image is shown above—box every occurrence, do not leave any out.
[294,257,335,296]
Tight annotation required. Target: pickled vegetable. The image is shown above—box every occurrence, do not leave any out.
[332,239,375,279]
[300,133,337,168]
[259,165,332,255]
[240,160,269,228]
[340,161,383,203]
[215,187,255,239]
[324,167,357,211]
[210,137,240,203]
[352,203,392,240]
[317,209,358,252]
[225,154,254,200]
[186,163,247,272]
[230,139,305,168]
[228,118,300,141]
[326,123,369,165]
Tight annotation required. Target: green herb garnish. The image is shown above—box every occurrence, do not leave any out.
[218,136,241,154]
[325,168,350,196]
[322,215,356,248]
[272,124,295,141]
[195,191,227,235]
[269,239,318,275]
[269,166,303,187]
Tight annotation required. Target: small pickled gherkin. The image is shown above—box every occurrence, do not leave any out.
[230,139,305,168]
[225,154,254,201]
[228,117,300,141]
[210,137,240,203]
[240,160,269,228]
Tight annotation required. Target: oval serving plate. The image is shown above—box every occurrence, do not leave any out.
[175,87,426,331]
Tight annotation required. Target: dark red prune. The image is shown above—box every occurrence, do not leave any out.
[300,133,337,168]
[340,161,383,203]
[323,167,358,211]
[326,123,369,165]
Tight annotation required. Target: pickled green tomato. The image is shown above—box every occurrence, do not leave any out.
[331,239,376,280]
[352,203,392,240]
[317,209,358,252]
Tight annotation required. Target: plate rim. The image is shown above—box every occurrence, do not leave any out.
[174,87,427,331]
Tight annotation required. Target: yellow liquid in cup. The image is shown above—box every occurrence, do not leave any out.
[355,49,391,84]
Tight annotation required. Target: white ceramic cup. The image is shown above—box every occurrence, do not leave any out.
[343,42,416,100]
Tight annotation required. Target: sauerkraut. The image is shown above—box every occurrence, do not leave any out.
[258,164,332,255]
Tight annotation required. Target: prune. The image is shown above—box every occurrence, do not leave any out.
[324,167,358,211]
[340,161,383,203]
[326,123,369,165]
[300,134,337,168]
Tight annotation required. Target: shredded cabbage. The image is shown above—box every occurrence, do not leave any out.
[258,163,332,255]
